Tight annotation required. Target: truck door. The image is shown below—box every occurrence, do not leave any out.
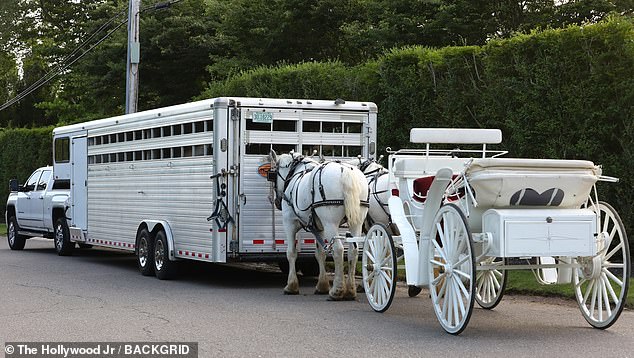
[16,169,43,229]
[31,169,52,229]
[71,136,87,229]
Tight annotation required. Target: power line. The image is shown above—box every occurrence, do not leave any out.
[0,9,130,112]
[0,0,180,113]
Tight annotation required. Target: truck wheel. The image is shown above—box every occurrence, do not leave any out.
[136,229,155,276]
[54,218,74,256]
[154,230,178,280]
[7,216,27,250]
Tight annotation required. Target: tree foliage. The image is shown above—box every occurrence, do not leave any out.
[1,0,631,127]
[202,17,634,239]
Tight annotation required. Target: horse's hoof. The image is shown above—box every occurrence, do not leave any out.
[284,284,299,295]
[343,291,357,301]
[327,295,345,301]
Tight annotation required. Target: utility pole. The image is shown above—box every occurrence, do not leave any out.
[125,0,141,114]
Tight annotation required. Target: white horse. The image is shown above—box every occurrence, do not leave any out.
[347,157,391,229]
[270,152,369,300]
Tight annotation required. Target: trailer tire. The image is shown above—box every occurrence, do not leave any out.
[154,230,177,280]
[7,216,27,250]
[54,218,74,256]
[136,229,155,276]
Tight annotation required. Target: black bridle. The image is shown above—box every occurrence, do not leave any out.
[268,155,308,210]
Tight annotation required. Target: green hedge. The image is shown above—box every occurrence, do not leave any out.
[3,18,633,245]
[202,17,634,240]
[0,127,53,219]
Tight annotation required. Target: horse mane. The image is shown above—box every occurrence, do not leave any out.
[278,153,295,168]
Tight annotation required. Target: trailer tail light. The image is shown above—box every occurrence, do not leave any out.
[391,188,400,197]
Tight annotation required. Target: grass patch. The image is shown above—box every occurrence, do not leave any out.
[506,270,634,309]
[0,223,6,235]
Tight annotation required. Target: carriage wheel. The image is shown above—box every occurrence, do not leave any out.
[428,204,476,335]
[362,223,398,313]
[475,257,507,309]
[574,201,630,329]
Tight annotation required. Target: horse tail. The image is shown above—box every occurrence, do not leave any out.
[341,166,367,229]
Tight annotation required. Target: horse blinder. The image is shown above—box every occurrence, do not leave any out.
[267,170,277,182]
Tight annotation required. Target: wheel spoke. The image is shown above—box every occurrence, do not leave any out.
[491,272,501,291]
[603,268,624,288]
[604,242,623,262]
[430,258,445,267]
[372,278,382,304]
[605,226,617,249]
[604,262,624,269]
[602,272,619,304]
[436,222,448,253]
[575,276,588,290]
[431,239,448,263]
[589,279,598,319]
[365,250,377,266]
[437,275,447,300]
[601,213,610,235]
[456,278,468,316]
[451,282,460,326]
[432,272,447,286]
[454,274,470,299]
[453,254,469,268]
[454,269,471,281]
[441,281,450,319]
[581,279,595,307]
[445,280,453,325]
[379,269,393,283]
[600,276,612,318]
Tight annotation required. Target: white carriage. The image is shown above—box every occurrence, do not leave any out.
[361,128,630,334]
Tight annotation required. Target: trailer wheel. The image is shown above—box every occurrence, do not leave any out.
[154,230,177,280]
[136,229,155,276]
[54,218,74,256]
[7,216,27,250]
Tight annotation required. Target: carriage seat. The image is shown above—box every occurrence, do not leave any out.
[412,175,462,203]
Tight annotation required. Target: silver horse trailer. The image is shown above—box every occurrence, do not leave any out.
[52,97,377,278]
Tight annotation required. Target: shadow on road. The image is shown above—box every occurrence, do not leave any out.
[9,239,314,290]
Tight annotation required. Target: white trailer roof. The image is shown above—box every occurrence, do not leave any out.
[54,97,377,136]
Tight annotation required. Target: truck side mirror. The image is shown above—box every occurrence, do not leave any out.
[9,179,19,192]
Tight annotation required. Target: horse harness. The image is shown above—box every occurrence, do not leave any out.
[358,159,391,224]
[271,156,369,249]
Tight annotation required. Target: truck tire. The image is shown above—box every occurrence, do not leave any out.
[54,218,74,256]
[136,229,155,276]
[7,216,27,250]
[154,230,178,280]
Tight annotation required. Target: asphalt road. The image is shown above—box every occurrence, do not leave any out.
[1,237,633,357]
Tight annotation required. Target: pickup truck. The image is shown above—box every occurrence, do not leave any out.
[5,167,77,255]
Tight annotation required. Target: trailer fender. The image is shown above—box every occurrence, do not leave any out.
[142,220,176,261]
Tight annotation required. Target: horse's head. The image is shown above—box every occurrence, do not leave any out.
[268,151,302,210]
[346,157,385,174]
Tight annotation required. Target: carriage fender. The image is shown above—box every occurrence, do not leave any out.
[388,196,423,286]
[142,220,176,261]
